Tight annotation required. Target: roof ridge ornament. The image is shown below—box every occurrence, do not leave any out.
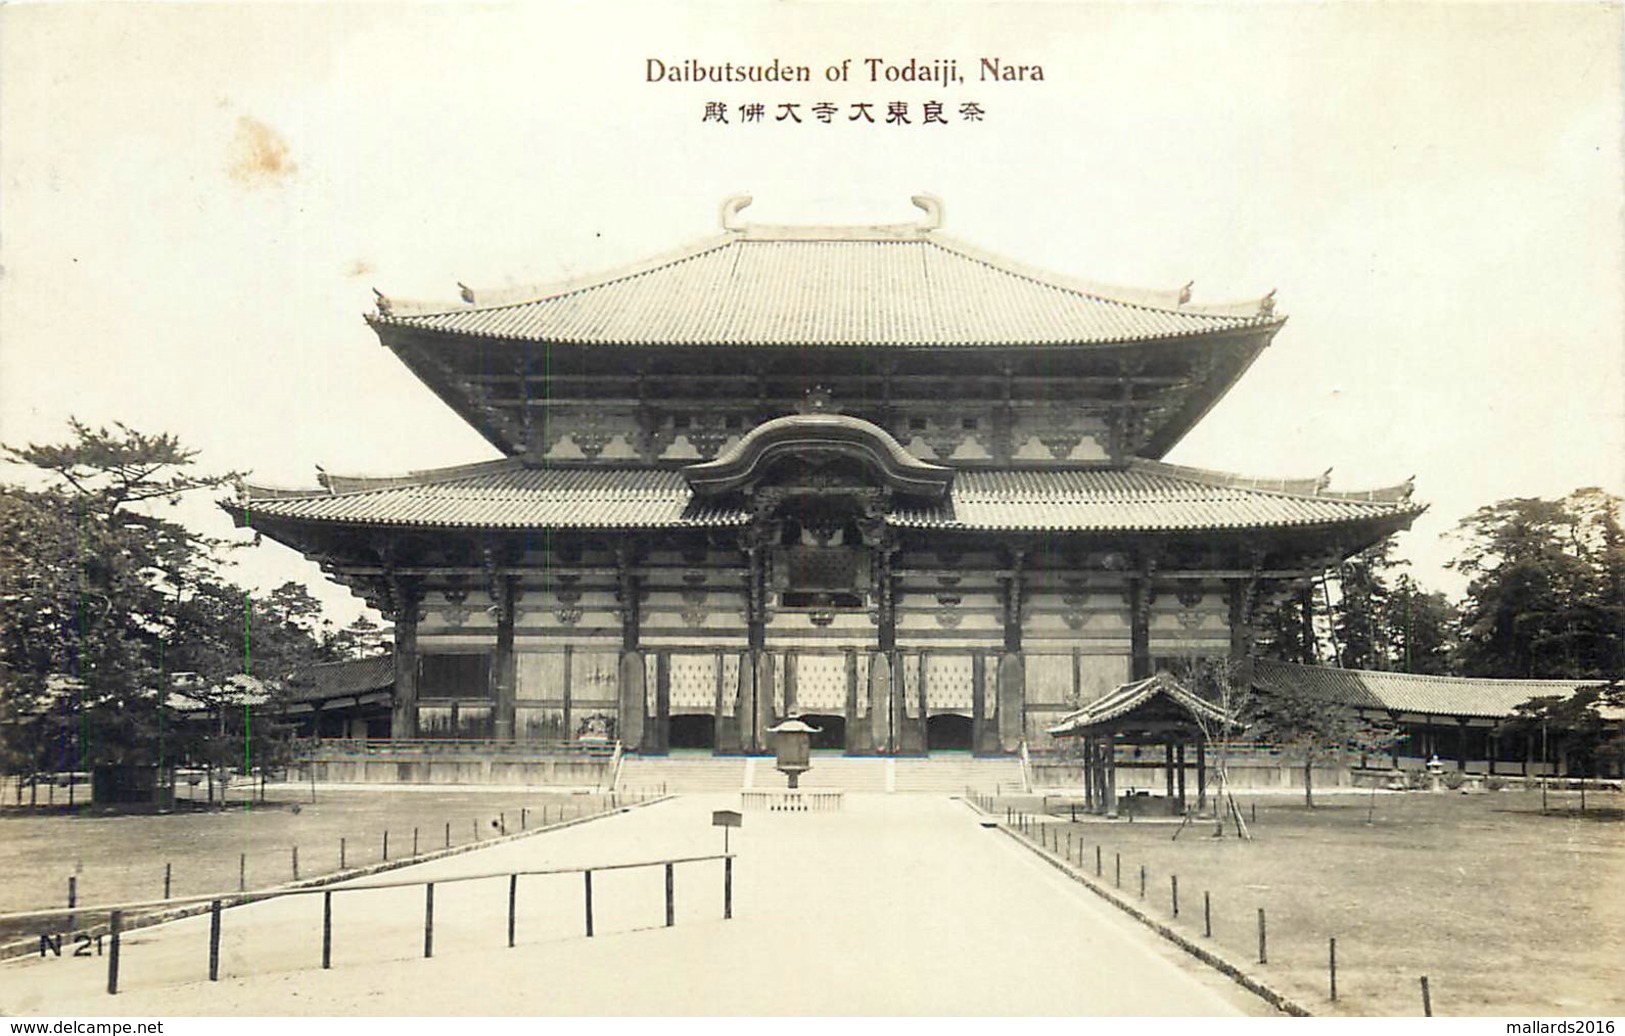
[910,193,944,230]
[721,194,753,231]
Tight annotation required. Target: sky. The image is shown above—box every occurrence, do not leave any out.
[2,1,1621,626]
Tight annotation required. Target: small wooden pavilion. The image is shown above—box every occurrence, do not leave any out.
[1048,671,1227,816]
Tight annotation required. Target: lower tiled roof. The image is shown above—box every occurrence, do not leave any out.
[237,459,1421,534]
[1048,672,1229,735]
[287,654,396,704]
[1253,659,1611,719]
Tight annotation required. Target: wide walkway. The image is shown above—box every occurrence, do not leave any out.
[2,795,1268,1015]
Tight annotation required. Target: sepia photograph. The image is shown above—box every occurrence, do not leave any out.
[1,0,1621,1023]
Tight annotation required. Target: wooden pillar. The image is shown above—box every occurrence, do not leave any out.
[562,646,575,743]
[1176,740,1187,808]
[971,652,989,756]
[744,538,768,754]
[390,580,421,740]
[1196,738,1207,810]
[1103,738,1118,816]
[1130,578,1153,681]
[1456,717,1469,771]
[916,651,929,753]
[784,650,798,717]
[1163,740,1176,801]
[490,576,517,741]
[1298,584,1317,664]
[642,651,668,754]
[1082,736,1094,810]
[1488,731,1498,776]
[998,551,1027,752]
[843,649,861,755]
[617,547,646,752]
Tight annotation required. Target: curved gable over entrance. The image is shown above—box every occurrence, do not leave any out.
[682,413,953,501]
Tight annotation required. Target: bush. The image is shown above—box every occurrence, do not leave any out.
[1486,776,1507,791]
[1443,770,1466,790]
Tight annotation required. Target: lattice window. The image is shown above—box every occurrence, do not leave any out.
[794,654,848,712]
[925,654,974,712]
[669,654,718,713]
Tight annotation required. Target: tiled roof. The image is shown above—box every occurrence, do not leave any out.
[1048,673,1229,735]
[287,655,395,704]
[369,233,1281,348]
[240,465,742,530]
[237,459,1421,534]
[891,461,1421,532]
[1253,659,1610,719]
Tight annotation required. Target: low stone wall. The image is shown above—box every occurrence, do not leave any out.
[1029,760,1352,793]
[299,755,611,787]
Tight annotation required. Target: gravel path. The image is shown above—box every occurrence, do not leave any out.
[2,794,1269,1016]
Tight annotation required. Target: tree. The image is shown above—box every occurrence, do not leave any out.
[1383,574,1457,675]
[1245,681,1397,808]
[1499,684,1624,794]
[1452,490,1625,679]
[1166,656,1251,838]
[0,421,332,802]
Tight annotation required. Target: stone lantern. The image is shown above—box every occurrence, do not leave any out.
[766,717,821,789]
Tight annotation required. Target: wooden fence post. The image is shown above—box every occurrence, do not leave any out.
[665,863,675,927]
[508,875,518,948]
[1329,936,1337,1001]
[1258,908,1268,964]
[322,891,333,970]
[208,900,222,981]
[106,910,122,995]
[423,883,435,958]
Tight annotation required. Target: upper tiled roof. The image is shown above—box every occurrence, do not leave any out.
[1253,659,1611,719]
[368,231,1282,348]
[235,458,1420,534]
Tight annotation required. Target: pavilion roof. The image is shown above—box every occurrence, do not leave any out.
[1048,672,1229,736]
[286,654,395,705]
[366,228,1282,349]
[1252,659,1612,720]
[231,458,1422,534]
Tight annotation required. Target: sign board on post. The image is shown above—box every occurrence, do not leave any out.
[712,809,742,853]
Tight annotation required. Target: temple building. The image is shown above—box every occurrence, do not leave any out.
[230,196,1424,756]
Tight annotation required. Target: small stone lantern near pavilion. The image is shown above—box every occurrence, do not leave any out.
[766,717,821,789]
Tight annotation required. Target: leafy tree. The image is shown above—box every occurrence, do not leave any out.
[1245,682,1397,808]
[1452,490,1624,679]
[0,421,332,802]
[1498,684,1624,792]
[1384,574,1457,675]
[1329,543,1396,670]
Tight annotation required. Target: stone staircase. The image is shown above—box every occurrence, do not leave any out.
[615,753,1028,795]
[895,754,1025,795]
[616,755,748,794]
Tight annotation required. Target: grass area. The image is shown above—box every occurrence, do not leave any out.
[0,784,650,939]
[1001,788,1625,1017]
